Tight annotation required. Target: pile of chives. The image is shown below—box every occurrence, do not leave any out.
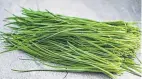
[1,8,141,79]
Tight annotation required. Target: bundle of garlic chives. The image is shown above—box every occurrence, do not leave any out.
[1,8,141,79]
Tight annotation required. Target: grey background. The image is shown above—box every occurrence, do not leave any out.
[0,0,141,79]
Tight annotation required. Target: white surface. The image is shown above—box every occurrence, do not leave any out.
[0,0,141,79]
